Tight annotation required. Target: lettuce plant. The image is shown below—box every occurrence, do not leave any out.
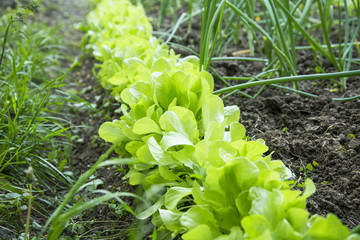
[86,0,360,239]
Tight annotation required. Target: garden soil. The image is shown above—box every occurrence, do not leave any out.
[28,0,360,236]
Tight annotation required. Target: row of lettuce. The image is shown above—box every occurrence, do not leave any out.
[85,0,359,239]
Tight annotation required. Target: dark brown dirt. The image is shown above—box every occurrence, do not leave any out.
[229,93,360,229]
[65,57,134,238]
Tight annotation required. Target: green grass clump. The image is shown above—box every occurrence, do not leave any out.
[0,4,77,238]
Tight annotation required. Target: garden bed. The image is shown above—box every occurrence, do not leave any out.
[57,0,360,233]
[1,0,359,238]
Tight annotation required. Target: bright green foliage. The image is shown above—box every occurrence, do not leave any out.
[85,0,179,96]
[86,0,153,60]
[87,0,360,239]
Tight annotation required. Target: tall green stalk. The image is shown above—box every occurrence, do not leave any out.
[244,0,255,55]
[158,0,169,28]
[317,0,341,72]
[0,18,15,69]
[199,0,226,71]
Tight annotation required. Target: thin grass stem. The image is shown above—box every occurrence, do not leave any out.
[0,19,15,69]
[271,84,317,98]
[211,57,268,62]
[24,183,32,240]
[165,13,186,43]
[214,69,360,95]
[317,0,341,72]
[333,94,360,101]
[295,42,360,50]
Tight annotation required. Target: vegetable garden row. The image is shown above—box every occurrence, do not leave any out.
[75,0,360,239]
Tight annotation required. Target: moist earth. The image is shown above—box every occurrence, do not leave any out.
[228,92,360,228]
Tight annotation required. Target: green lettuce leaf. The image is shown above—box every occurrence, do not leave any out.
[165,187,192,210]
[133,117,161,135]
[98,121,124,143]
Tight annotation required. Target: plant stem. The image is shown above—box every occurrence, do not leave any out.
[166,13,186,43]
[24,183,32,240]
[333,94,360,101]
[0,19,15,70]
[213,69,360,94]
[211,57,268,62]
